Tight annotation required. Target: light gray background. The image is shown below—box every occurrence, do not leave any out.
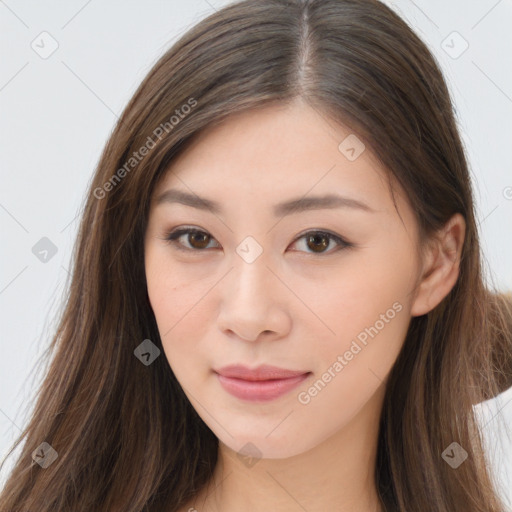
[1,0,511,506]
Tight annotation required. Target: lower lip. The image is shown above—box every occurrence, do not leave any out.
[216,372,310,402]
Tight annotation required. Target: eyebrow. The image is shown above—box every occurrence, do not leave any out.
[155,188,375,216]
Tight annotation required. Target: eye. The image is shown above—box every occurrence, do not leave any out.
[162,227,353,255]
[164,227,220,251]
[289,230,352,254]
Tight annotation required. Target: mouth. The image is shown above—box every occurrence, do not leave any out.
[214,364,312,402]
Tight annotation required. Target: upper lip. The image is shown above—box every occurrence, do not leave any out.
[214,364,309,381]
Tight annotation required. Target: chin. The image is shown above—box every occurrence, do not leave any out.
[215,427,322,461]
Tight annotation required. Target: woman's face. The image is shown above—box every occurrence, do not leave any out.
[144,101,424,458]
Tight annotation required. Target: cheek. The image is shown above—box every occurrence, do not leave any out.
[294,293,408,429]
[144,250,218,375]
[145,247,205,330]
[294,242,414,385]
[149,287,213,386]
[145,279,225,423]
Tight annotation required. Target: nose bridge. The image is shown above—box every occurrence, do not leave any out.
[228,231,272,293]
[230,243,274,307]
[217,240,286,341]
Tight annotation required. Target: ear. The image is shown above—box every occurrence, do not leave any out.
[410,213,466,317]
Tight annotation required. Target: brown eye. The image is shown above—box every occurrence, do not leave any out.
[187,231,211,249]
[305,233,330,253]
[290,230,350,255]
[165,228,219,251]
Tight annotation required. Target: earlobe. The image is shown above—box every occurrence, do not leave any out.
[410,213,466,317]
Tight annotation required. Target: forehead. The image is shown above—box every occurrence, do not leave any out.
[152,103,406,219]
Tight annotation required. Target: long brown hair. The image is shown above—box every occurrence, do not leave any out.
[1,0,511,510]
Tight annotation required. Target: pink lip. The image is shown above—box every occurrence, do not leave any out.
[215,364,311,402]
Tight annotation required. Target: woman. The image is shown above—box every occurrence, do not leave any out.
[1,0,511,510]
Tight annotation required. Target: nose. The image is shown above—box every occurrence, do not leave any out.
[216,256,291,342]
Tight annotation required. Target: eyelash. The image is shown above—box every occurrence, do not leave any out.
[162,226,353,256]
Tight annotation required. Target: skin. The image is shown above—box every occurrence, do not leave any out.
[144,99,466,512]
